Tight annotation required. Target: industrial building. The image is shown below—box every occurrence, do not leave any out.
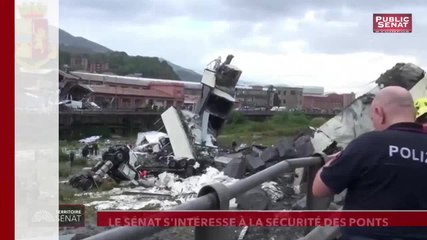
[59,70,355,113]
[303,92,356,114]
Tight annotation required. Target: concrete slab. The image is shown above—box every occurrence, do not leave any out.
[161,107,195,160]
[294,135,315,158]
[245,155,265,172]
[252,145,265,156]
[276,138,297,159]
[223,158,246,179]
[260,147,279,162]
[214,156,233,165]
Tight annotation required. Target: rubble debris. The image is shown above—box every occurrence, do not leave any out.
[132,54,241,178]
[69,55,244,191]
[136,131,167,145]
[292,196,307,210]
[294,135,315,158]
[245,155,265,172]
[261,181,285,202]
[252,144,266,156]
[236,144,251,154]
[236,187,271,210]
[223,158,247,179]
[276,138,297,159]
[375,62,425,89]
[260,147,280,162]
[214,156,233,169]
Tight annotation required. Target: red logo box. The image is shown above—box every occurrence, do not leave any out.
[373,13,412,33]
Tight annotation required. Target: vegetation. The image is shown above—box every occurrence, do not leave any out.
[59,161,72,177]
[218,112,321,146]
[309,117,328,128]
[60,50,180,80]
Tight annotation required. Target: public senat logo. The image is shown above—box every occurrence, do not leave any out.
[373,13,412,33]
[16,2,55,69]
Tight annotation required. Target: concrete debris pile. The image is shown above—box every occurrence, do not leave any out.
[133,131,170,157]
[59,78,101,111]
[68,54,243,191]
[218,135,315,180]
[154,167,238,197]
[78,166,288,212]
[130,54,242,178]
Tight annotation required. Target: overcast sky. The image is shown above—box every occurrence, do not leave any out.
[59,0,427,95]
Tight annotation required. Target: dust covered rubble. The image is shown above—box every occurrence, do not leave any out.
[75,132,316,211]
[80,167,286,211]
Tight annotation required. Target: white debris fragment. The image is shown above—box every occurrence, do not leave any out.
[155,167,238,197]
[261,181,284,202]
[90,102,101,109]
[79,136,101,144]
[229,198,238,209]
[135,131,167,146]
[82,167,240,210]
[193,162,200,169]
[156,172,179,189]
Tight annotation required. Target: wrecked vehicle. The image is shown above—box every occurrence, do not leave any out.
[69,145,143,191]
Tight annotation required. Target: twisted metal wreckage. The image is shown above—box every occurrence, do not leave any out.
[69,55,242,190]
[68,55,427,240]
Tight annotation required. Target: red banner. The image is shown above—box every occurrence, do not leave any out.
[98,211,427,227]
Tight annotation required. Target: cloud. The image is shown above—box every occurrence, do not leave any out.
[59,0,427,93]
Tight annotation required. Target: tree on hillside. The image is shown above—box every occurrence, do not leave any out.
[59,50,180,80]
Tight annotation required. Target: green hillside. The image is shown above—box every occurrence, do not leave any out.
[60,50,181,80]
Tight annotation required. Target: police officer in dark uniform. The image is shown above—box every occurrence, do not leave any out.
[313,86,427,240]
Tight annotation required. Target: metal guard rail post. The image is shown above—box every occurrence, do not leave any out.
[84,155,326,240]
